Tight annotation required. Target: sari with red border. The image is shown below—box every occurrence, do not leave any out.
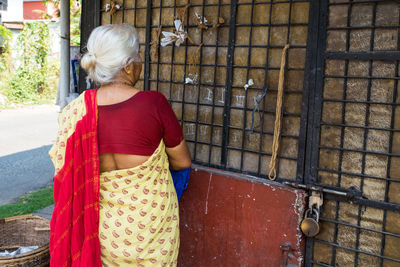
[49,89,102,267]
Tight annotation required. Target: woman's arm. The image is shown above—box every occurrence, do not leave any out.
[165,139,192,170]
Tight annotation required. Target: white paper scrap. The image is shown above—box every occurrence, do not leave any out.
[244,78,254,90]
[185,77,194,84]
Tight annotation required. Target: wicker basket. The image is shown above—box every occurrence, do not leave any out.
[0,215,50,267]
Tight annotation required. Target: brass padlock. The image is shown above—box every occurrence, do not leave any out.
[300,208,320,237]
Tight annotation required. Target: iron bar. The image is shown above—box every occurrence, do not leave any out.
[301,1,327,265]
[380,17,400,267]
[328,0,389,5]
[226,146,298,161]
[324,74,400,80]
[208,0,223,167]
[283,181,357,196]
[319,217,400,239]
[317,167,400,183]
[192,1,206,161]
[149,61,306,71]
[319,145,400,157]
[327,25,400,30]
[221,0,238,167]
[167,0,177,99]
[324,193,400,217]
[122,0,125,22]
[180,1,190,148]
[155,0,163,93]
[325,51,400,61]
[143,0,152,92]
[314,238,400,264]
[319,121,400,132]
[296,0,318,184]
[239,0,256,172]
[322,98,400,105]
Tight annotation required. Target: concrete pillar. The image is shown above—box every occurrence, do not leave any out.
[58,0,70,109]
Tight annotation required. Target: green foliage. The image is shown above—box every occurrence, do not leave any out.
[70,5,81,46]
[5,22,57,103]
[0,25,12,72]
[0,186,54,219]
[42,0,81,46]
[8,68,47,102]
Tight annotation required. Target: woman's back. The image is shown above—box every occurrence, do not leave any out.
[96,86,189,172]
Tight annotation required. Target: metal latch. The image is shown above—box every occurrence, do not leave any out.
[300,191,323,237]
[283,181,363,201]
[280,242,297,267]
[284,181,364,237]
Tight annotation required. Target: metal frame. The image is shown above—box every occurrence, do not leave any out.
[221,0,237,167]
[303,1,400,266]
[302,1,327,263]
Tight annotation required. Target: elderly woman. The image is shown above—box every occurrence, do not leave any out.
[49,24,191,267]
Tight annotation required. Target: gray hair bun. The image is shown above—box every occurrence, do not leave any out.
[80,24,140,84]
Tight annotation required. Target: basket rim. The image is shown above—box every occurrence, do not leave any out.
[0,214,50,262]
[0,214,49,224]
[0,244,49,262]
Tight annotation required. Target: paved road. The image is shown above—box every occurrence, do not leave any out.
[0,105,59,205]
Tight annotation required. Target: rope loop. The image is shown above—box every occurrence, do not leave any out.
[268,44,290,181]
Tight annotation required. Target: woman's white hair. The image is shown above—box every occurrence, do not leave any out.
[80,24,140,84]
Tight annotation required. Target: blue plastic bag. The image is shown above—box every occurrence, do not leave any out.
[170,167,191,201]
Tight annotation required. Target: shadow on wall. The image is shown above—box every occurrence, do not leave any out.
[0,145,54,206]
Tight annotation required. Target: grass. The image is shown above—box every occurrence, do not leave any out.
[0,186,54,219]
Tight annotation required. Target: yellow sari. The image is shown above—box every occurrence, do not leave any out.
[98,140,180,267]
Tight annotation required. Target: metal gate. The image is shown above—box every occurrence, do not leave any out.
[79,0,400,266]
[303,1,400,266]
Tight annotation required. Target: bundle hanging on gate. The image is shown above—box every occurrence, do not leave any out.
[268,44,290,181]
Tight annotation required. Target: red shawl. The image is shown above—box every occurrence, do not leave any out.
[49,89,102,266]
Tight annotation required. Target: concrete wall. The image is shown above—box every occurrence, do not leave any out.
[0,0,23,22]
[23,1,58,20]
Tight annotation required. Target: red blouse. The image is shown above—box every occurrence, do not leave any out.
[97,91,184,156]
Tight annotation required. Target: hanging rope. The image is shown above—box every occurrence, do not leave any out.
[268,44,290,181]
[177,4,195,44]
[188,43,203,75]
[177,4,191,26]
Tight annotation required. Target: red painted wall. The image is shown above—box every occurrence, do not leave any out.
[178,167,307,267]
[23,1,57,20]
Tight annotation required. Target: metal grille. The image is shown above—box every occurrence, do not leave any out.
[103,0,310,181]
[305,1,400,266]
[100,0,147,91]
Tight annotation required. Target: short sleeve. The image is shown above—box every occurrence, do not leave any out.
[157,93,184,147]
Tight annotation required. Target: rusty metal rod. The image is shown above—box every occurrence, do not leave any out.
[283,181,355,197]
